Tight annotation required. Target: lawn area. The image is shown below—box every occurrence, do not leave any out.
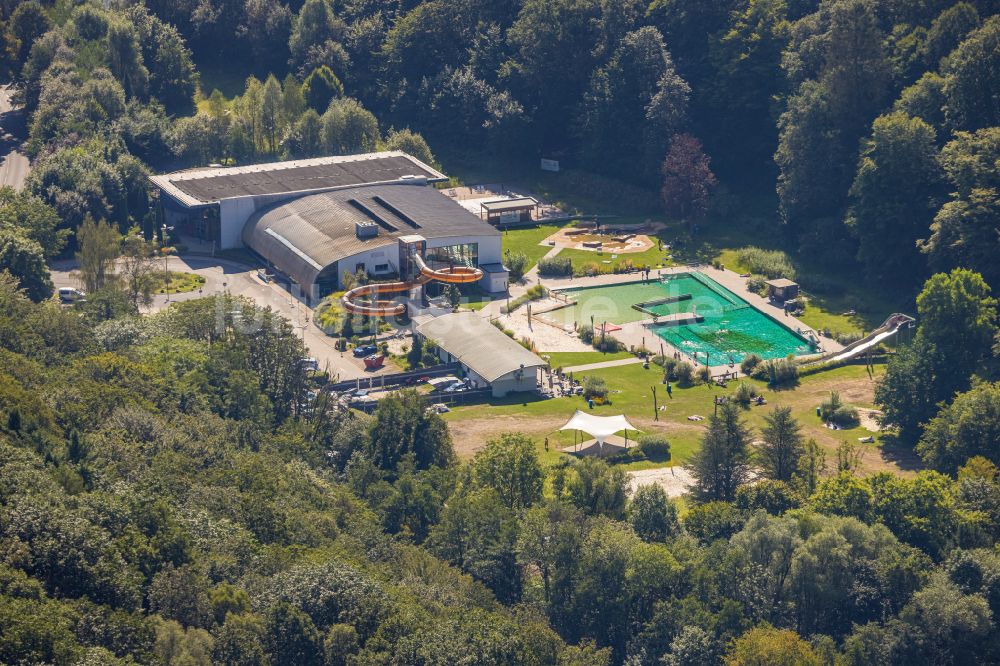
[715,247,887,336]
[443,362,913,477]
[150,272,206,294]
[500,223,566,272]
[560,242,674,275]
[461,294,493,311]
[543,350,634,369]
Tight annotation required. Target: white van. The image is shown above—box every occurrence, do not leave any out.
[58,287,86,303]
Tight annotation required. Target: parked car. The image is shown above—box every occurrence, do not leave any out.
[58,287,86,303]
[353,344,377,357]
[299,357,319,371]
[353,388,370,398]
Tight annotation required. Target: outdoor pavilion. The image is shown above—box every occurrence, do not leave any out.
[559,410,641,455]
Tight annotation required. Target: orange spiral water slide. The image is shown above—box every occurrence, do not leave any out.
[341,254,483,317]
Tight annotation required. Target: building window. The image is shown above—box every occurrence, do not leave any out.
[373,263,390,272]
[426,242,479,268]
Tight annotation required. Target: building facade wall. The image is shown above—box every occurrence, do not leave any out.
[489,369,539,397]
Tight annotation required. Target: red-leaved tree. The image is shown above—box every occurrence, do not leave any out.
[661,134,717,230]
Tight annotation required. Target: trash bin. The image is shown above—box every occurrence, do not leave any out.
[588,399,594,409]
[816,406,821,417]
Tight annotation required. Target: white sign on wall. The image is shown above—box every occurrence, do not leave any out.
[540,158,560,172]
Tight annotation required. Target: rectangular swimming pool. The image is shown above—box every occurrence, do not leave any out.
[558,272,814,363]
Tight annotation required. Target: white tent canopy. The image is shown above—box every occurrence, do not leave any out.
[559,410,640,448]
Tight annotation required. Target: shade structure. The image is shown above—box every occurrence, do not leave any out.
[559,410,640,449]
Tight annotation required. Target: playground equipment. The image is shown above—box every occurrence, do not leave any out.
[341,236,483,317]
[804,313,915,366]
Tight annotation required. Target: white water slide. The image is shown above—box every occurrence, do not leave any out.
[805,313,915,366]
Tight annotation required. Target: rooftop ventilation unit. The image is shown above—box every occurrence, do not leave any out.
[355,220,379,239]
[348,198,398,232]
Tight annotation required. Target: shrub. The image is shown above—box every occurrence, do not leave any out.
[735,246,796,279]
[735,480,801,515]
[835,331,864,346]
[660,357,678,380]
[576,261,603,277]
[696,366,712,384]
[746,274,768,297]
[501,284,547,313]
[751,358,799,386]
[740,353,763,375]
[504,250,529,281]
[675,361,695,386]
[582,376,609,402]
[637,434,671,459]
[820,391,859,426]
[538,256,572,277]
[733,381,759,408]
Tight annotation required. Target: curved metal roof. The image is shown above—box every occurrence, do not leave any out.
[243,183,500,288]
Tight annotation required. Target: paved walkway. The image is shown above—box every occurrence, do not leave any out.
[0,86,29,190]
[561,357,645,373]
[50,255,395,381]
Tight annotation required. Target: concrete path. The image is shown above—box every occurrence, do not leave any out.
[561,357,645,373]
[0,86,29,190]
[50,255,395,381]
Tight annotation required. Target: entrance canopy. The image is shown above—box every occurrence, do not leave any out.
[559,410,640,445]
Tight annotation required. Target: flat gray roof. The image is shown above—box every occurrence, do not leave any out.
[416,312,547,384]
[480,197,538,212]
[243,183,499,288]
[766,278,798,288]
[151,152,446,206]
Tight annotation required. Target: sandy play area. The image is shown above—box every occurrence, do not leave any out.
[628,466,695,498]
[544,227,656,254]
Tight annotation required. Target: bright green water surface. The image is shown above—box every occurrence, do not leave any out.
[559,273,814,362]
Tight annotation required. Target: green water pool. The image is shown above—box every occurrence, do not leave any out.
[558,272,814,363]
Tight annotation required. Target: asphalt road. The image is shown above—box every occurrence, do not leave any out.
[51,255,397,381]
[0,86,28,190]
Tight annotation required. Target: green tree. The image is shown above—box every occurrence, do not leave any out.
[897,576,992,664]
[75,217,120,295]
[577,26,689,184]
[0,230,52,302]
[918,382,1000,474]
[260,74,283,155]
[472,432,544,511]
[943,16,1000,130]
[366,389,454,471]
[567,457,629,519]
[0,188,67,259]
[302,65,344,113]
[628,484,680,542]
[212,613,268,666]
[288,0,346,71]
[687,401,753,502]
[725,626,821,665]
[320,98,379,155]
[923,3,980,67]
[427,487,522,603]
[846,113,944,284]
[706,0,790,174]
[384,128,435,166]
[878,270,997,443]
[263,602,323,666]
[10,1,49,66]
[921,128,1000,288]
[758,406,804,482]
[107,20,149,99]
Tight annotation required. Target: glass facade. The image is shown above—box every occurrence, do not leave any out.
[425,242,479,268]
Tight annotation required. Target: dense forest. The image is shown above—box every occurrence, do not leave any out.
[0,0,999,664]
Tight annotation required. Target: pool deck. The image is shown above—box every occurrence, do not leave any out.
[478,260,842,375]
